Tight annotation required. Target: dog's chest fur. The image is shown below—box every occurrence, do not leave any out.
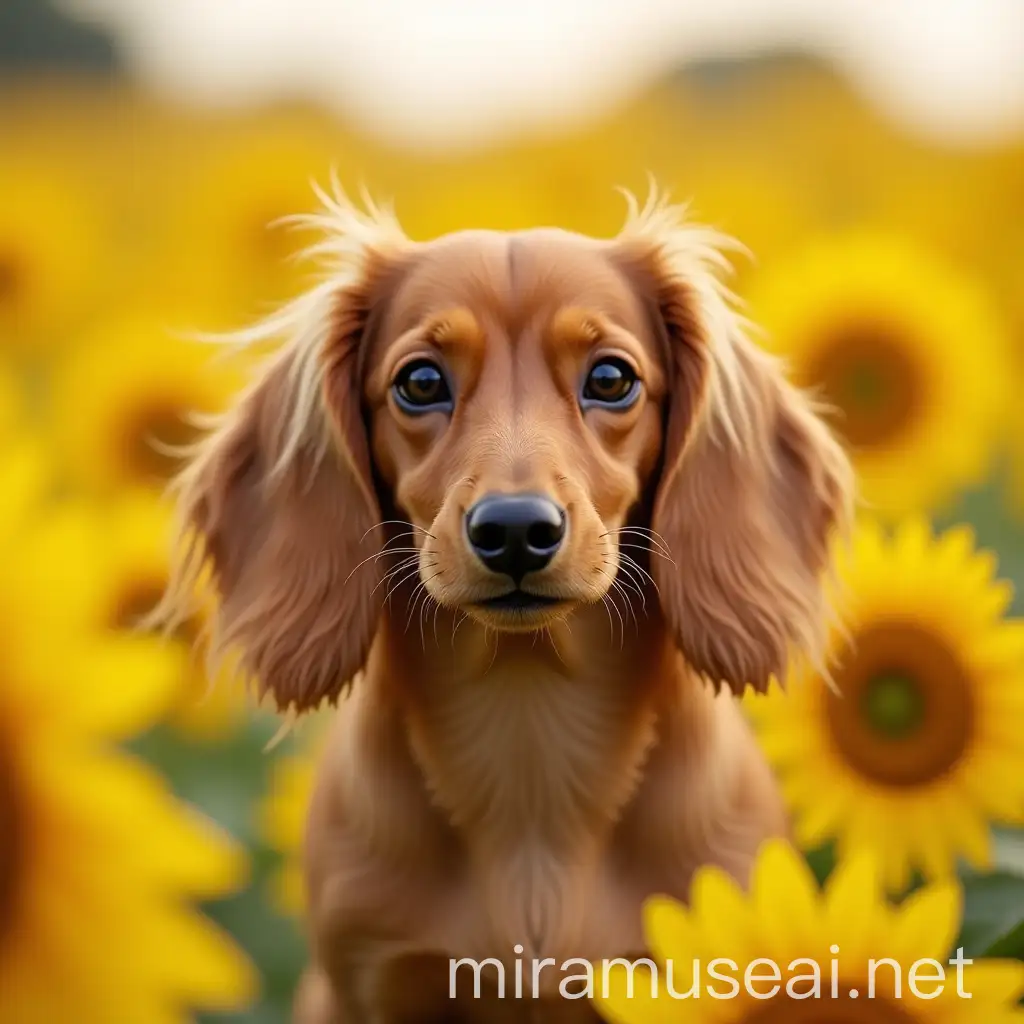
[406,650,658,961]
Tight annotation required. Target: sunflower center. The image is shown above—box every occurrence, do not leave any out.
[0,740,22,948]
[742,990,915,1024]
[806,329,923,449]
[826,622,974,787]
[111,578,198,646]
[0,252,24,305]
[121,401,200,483]
[861,673,926,738]
[111,578,168,632]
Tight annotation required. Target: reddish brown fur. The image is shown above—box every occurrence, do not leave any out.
[162,191,851,1023]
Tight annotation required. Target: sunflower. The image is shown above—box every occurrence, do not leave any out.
[0,359,23,440]
[747,518,1024,894]
[0,158,104,350]
[51,313,243,492]
[258,749,317,917]
[0,436,53,553]
[596,839,1024,1024]
[0,454,256,1021]
[163,117,363,323]
[748,232,1012,515]
[1009,404,1024,517]
[23,490,247,742]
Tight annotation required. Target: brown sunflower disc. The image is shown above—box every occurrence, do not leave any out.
[826,622,974,787]
[0,742,22,948]
[805,328,924,449]
[120,402,201,481]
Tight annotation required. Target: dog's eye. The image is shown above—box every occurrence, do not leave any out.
[582,358,640,408]
[393,360,453,413]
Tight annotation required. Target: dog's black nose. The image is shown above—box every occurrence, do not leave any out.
[465,493,566,582]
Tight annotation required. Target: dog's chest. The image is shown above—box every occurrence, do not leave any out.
[414,660,628,836]
[408,657,656,958]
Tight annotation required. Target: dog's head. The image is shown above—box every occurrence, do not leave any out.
[164,190,851,712]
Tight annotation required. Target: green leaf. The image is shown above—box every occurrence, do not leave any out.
[957,871,1024,958]
[803,842,837,887]
[993,828,1024,879]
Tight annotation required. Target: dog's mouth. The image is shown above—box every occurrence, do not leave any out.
[475,590,567,613]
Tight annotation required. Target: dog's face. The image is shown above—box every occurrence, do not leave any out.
[364,230,667,631]
[164,194,851,712]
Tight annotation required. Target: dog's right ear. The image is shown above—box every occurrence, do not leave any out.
[164,204,408,713]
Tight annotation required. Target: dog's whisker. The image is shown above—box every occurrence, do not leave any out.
[614,577,638,630]
[543,626,570,668]
[371,556,420,597]
[413,570,445,652]
[343,546,424,585]
[613,525,674,558]
[403,582,429,635]
[363,520,436,543]
[419,594,429,653]
[595,567,626,647]
[617,541,676,566]
[611,578,640,634]
[450,610,468,650]
[384,563,426,606]
[617,552,660,596]
[380,531,426,550]
[606,559,647,614]
[432,600,443,648]
[602,527,674,561]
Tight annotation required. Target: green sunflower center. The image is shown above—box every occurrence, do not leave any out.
[826,623,974,788]
[861,673,926,738]
[807,328,923,450]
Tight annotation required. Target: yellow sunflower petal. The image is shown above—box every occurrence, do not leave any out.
[749,840,821,959]
[689,866,753,962]
[643,895,699,968]
[888,880,962,963]
[824,852,880,964]
[64,634,186,738]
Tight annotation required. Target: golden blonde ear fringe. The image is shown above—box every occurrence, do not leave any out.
[263,710,299,753]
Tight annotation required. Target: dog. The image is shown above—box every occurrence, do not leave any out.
[162,187,851,1023]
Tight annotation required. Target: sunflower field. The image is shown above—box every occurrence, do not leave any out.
[1,47,1023,1024]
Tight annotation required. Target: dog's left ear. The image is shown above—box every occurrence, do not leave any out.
[615,209,852,694]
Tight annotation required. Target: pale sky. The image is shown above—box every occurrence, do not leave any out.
[64,0,1024,150]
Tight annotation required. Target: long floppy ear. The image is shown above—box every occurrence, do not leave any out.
[617,194,853,694]
[162,195,408,712]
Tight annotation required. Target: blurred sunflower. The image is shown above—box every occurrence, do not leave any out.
[747,518,1024,893]
[52,313,242,492]
[0,449,256,1022]
[0,360,23,440]
[0,158,104,350]
[163,118,360,322]
[1010,404,1024,517]
[596,840,1024,1024]
[259,750,317,917]
[23,490,247,742]
[399,155,553,240]
[749,232,1011,515]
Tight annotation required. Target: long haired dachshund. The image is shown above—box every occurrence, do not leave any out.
[162,187,851,1023]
